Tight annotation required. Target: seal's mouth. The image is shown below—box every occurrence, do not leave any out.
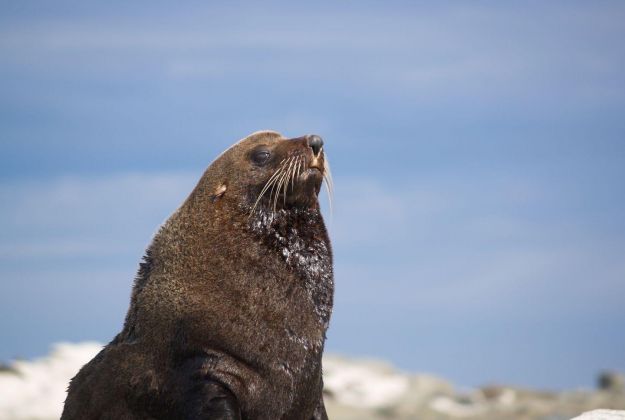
[302,165,323,178]
[309,154,323,171]
[249,139,333,215]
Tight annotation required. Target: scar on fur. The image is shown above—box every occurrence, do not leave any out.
[210,184,227,202]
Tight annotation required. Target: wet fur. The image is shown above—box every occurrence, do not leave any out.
[62,131,333,420]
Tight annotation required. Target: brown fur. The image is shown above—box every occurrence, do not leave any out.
[62,131,334,420]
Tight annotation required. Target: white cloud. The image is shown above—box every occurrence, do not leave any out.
[330,175,625,316]
[0,172,196,260]
[1,3,623,102]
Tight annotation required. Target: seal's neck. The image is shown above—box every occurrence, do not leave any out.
[248,208,334,327]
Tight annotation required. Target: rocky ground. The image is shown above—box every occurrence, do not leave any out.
[323,355,625,419]
[1,342,623,419]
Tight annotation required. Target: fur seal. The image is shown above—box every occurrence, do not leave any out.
[61,131,334,420]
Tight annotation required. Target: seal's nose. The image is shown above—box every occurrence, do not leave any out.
[307,135,324,156]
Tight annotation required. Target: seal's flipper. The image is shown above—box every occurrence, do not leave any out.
[181,380,241,420]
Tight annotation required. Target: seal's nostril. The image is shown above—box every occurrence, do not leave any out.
[307,135,324,156]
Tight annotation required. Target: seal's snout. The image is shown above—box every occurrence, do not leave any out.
[307,135,324,156]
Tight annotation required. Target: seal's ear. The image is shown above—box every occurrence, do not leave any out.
[209,184,227,203]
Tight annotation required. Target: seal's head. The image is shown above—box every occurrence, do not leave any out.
[191,131,332,217]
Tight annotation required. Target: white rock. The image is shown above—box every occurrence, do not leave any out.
[322,355,410,408]
[429,396,486,418]
[571,409,625,420]
[0,342,102,420]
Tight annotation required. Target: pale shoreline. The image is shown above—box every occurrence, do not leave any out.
[1,342,623,420]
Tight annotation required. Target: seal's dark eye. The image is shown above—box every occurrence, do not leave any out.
[251,149,271,166]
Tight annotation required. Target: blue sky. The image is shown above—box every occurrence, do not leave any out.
[1,1,624,389]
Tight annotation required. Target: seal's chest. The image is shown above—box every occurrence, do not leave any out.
[274,226,333,326]
[250,210,334,326]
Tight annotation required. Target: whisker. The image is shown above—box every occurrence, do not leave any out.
[283,157,296,206]
[273,157,292,213]
[250,153,334,218]
[323,178,333,216]
[323,156,334,217]
[250,159,286,216]
[251,171,281,216]
[298,154,304,176]
[281,156,295,199]
[289,156,299,195]
[269,168,284,214]
[297,155,303,186]
[323,156,334,196]
[291,156,299,191]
